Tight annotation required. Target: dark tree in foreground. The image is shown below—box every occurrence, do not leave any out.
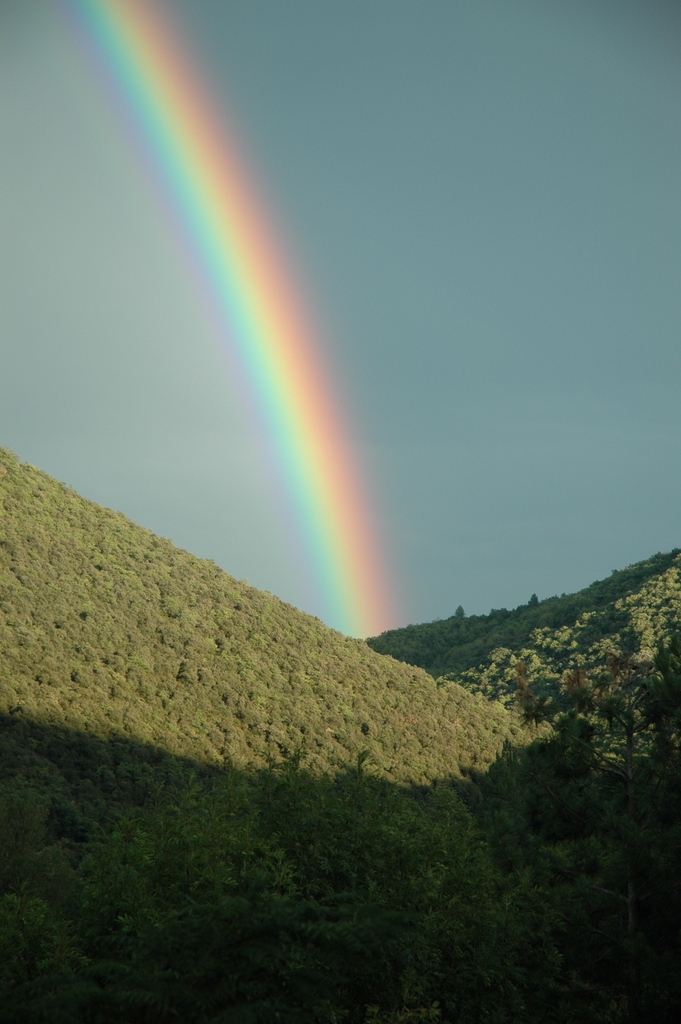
[507,640,681,1023]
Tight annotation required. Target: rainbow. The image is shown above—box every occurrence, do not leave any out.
[62,0,397,636]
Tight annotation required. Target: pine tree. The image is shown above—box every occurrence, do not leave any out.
[515,640,681,1022]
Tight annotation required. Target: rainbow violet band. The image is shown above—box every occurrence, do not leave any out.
[62,0,397,636]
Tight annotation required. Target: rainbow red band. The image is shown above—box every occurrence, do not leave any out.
[64,0,397,636]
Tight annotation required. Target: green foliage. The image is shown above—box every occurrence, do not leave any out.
[0,792,73,902]
[0,756,560,1023]
[4,445,681,1020]
[0,890,81,993]
[0,447,520,785]
[482,640,681,1023]
[368,551,681,706]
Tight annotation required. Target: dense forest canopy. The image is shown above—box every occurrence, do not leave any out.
[1,446,680,1022]
[368,550,681,704]
[0,447,519,785]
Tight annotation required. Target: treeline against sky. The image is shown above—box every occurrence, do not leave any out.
[369,550,681,705]
[3,448,681,1020]
[0,448,519,785]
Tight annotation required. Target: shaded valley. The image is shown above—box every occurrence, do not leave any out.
[2,446,681,1023]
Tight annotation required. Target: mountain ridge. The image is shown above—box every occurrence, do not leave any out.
[0,447,519,787]
[367,549,681,704]
[3,448,681,1021]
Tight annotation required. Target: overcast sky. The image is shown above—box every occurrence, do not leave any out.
[1,0,681,633]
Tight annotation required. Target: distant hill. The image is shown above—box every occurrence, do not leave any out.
[0,447,520,802]
[367,550,681,704]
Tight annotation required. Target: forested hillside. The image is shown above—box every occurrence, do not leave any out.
[0,447,518,792]
[368,550,681,704]
[2,445,681,1023]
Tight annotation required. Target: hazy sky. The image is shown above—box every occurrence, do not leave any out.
[2,0,681,633]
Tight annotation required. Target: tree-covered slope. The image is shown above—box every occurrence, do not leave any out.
[0,448,519,786]
[367,550,681,704]
[4,446,681,1023]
